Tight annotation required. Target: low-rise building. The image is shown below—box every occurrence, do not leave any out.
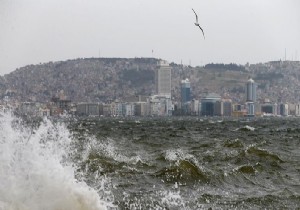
[76,103,101,116]
[200,93,221,116]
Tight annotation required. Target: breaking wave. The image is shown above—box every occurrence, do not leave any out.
[0,112,112,210]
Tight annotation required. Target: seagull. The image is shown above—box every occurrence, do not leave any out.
[192,8,205,39]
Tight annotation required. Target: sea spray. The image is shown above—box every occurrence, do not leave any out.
[0,112,112,210]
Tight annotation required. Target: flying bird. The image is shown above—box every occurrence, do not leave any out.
[192,8,205,39]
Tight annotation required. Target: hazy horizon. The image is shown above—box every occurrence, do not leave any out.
[1,0,299,75]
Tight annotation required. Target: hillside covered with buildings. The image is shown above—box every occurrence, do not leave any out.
[0,57,300,117]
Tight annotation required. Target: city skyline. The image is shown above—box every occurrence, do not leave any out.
[1,0,300,75]
[1,57,300,117]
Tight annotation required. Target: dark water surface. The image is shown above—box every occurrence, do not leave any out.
[68,117,300,209]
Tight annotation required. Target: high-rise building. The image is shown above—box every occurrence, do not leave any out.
[155,60,171,97]
[181,78,191,114]
[246,102,255,116]
[246,78,256,102]
[181,78,191,104]
[245,78,256,116]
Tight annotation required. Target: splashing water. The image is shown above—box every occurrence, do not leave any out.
[0,112,110,210]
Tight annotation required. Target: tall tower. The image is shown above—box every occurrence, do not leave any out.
[246,78,256,102]
[181,78,191,103]
[181,78,191,114]
[155,60,171,97]
[245,78,256,116]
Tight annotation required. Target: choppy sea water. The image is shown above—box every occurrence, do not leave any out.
[0,112,299,210]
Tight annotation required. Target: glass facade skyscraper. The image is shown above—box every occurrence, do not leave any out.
[181,79,191,103]
[180,78,191,114]
[246,78,256,102]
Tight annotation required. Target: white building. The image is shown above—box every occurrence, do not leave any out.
[147,95,172,116]
[155,60,171,97]
[124,103,135,117]
[278,103,289,116]
[110,101,123,117]
[190,99,199,116]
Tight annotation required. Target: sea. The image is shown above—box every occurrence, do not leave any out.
[0,111,299,210]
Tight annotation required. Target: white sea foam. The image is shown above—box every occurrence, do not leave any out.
[164,149,211,177]
[160,190,185,209]
[165,149,186,161]
[235,125,255,131]
[89,137,145,165]
[0,112,110,210]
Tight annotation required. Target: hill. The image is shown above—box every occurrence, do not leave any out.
[1,58,158,102]
[1,58,299,103]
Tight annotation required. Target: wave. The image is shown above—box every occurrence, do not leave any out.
[235,125,255,131]
[246,145,284,163]
[0,112,112,210]
[154,149,210,183]
[223,138,244,148]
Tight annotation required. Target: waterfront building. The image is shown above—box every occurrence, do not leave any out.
[273,103,278,115]
[214,101,223,116]
[295,104,300,116]
[51,96,71,112]
[278,103,289,116]
[76,103,100,116]
[123,103,135,117]
[155,60,171,97]
[39,107,51,117]
[261,103,274,115]
[232,103,246,117]
[18,102,37,116]
[191,99,199,116]
[260,101,279,116]
[200,93,221,116]
[245,102,255,116]
[223,99,232,116]
[135,102,148,116]
[181,78,191,114]
[245,78,257,116]
[214,99,232,117]
[147,95,172,116]
[288,103,296,116]
[19,102,48,116]
[233,104,244,112]
[148,97,160,116]
[246,78,256,102]
[102,104,111,116]
[110,101,123,117]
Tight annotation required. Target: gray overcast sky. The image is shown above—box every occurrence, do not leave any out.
[0,0,300,75]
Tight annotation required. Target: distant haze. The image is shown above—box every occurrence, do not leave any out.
[0,0,299,75]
